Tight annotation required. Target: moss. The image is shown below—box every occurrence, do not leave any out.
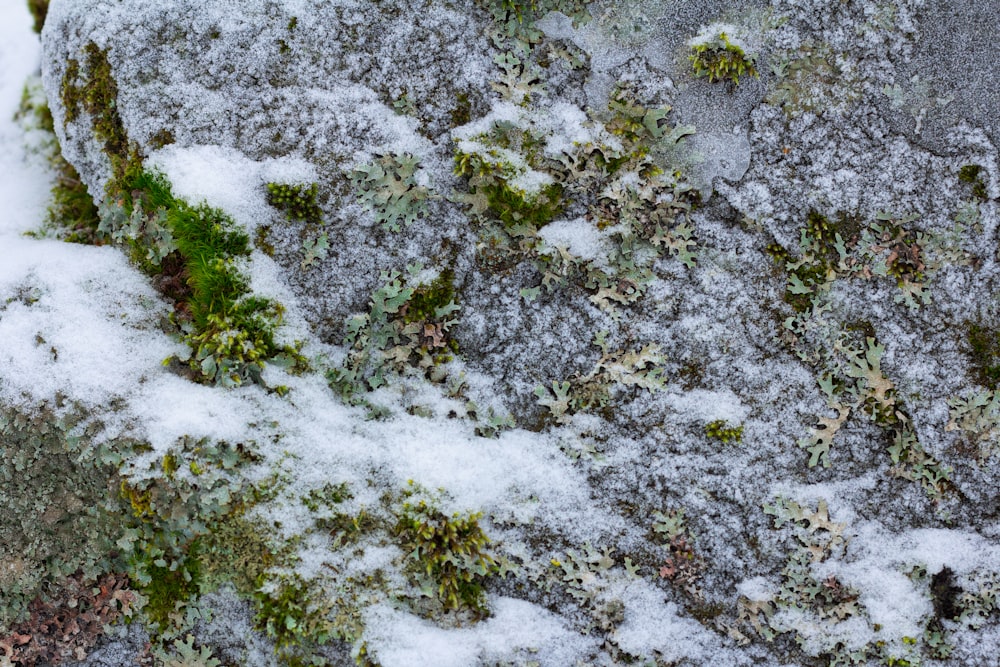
[266,182,322,223]
[396,486,497,614]
[689,31,758,85]
[402,270,457,324]
[450,92,472,128]
[301,482,352,512]
[50,157,101,243]
[26,0,48,33]
[966,322,1000,390]
[149,128,176,150]
[195,513,288,596]
[255,224,276,256]
[704,419,743,444]
[482,179,563,229]
[60,58,81,124]
[959,164,988,201]
[254,574,333,651]
[108,169,302,385]
[139,550,202,630]
[81,43,131,178]
[61,43,137,182]
[17,86,102,243]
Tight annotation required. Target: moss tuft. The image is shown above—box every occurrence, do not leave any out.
[966,322,1000,390]
[396,485,497,614]
[266,182,322,223]
[689,31,758,85]
[704,419,744,444]
[26,0,48,34]
[402,270,457,324]
[959,164,988,201]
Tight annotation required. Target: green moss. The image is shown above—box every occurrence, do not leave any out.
[254,574,333,650]
[704,419,743,444]
[16,84,102,243]
[195,513,288,596]
[959,164,988,201]
[50,158,101,243]
[266,182,322,223]
[403,270,457,324]
[450,92,472,128]
[689,31,758,85]
[301,482,352,511]
[81,43,131,178]
[108,169,301,386]
[149,128,176,150]
[60,58,81,124]
[396,486,497,614]
[139,550,202,630]
[60,43,137,182]
[26,0,48,33]
[255,224,276,256]
[966,322,1000,390]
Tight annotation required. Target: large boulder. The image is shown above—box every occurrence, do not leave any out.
[1,0,998,663]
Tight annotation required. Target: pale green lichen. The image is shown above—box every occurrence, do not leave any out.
[352,153,429,232]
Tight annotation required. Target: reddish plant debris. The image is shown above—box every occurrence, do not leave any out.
[659,534,706,600]
[0,572,138,666]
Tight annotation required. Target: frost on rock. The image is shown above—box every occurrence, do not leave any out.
[1,0,999,664]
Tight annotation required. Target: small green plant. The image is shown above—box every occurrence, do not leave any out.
[60,43,132,178]
[704,419,743,444]
[688,28,758,85]
[266,182,322,223]
[396,484,497,614]
[966,322,1000,390]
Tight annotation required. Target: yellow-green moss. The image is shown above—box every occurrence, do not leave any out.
[26,0,48,34]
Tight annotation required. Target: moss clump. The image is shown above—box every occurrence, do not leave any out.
[138,550,202,630]
[402,270,457,324]
[16,80,102,243]
[450,92,472,128]
[454,151,563,229]
[396,486,497,614]
[60,58,81,124]
[61,42,139,184]
[959,164,988,201]
[704,419,743,444]
[689,31,758,85]
[27,0,48,34]
[106,169,300,386]
[254,574,333,651]
[266,182,322,223]
[966,322,1000,390]
[50,159,101,243]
